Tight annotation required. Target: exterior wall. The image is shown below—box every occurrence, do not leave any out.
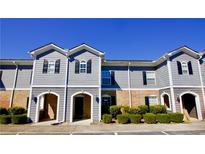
[12,90,30,109]
[0,90,11,108]
[116,90,129,106]
[173,87,205,118]
[131,90,159,106]
[156,61,169,87]
[0,65,16,89]
[170,51,201,86]
[33,50,67,85]
[68,50,100,86]
[200,55,205,84]
[66,87,100,122]
[29,87,65,122]
[83,94,91,119]
[16,65,32,88]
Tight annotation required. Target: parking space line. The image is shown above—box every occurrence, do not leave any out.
[114,132,118,135]
[161,131,169,135]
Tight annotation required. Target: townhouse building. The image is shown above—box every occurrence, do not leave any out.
[0,43,205,123]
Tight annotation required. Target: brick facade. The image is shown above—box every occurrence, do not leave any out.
[0,90,12,108]
[12,90,30,109]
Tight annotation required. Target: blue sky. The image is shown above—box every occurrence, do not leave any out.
[0,18,205,60]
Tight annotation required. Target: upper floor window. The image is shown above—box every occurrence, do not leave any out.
[143,71,156,85]
[102,95,111,105]
[80,60,86,73]
[42,59,60,74]
[177,61,193,75]
[102,71,111,85]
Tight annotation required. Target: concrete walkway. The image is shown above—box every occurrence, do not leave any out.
[1,120,205,135]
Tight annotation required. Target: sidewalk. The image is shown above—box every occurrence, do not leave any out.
[1,120,205,135]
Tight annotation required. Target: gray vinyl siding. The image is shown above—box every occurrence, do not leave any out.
[16,65,32,88]
[200,56,205,84]
[170,51,201,86]
[173,87,205,114]
[66,87,100,122]
[130,66,157,88]
[156,61,169,87]
[33,50,67,85]
[29,87,65,122]
[68,49,100,85]
[0,65,16,89]
[102,66,128,89]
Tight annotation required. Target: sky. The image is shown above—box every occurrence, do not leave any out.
[0,18,205,60]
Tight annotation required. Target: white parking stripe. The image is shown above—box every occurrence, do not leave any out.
[161,131,169,135]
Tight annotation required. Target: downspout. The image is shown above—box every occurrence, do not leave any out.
[128,62,132,107]
[63,56,69,122]
[197,56,205,120]
[9,61,18,107]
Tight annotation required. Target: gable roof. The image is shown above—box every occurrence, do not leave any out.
[68,43,104,57]
[29,43,68,57]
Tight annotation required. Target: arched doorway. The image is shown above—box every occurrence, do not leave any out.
[70,92,93,123]
[181,93,198,119]
[161,93,171,110]
[35,92,59,122]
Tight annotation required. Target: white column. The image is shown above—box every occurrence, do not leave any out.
[128,62,132,107]
[63,58,69,122]
[98,57,102,121]
[167,58,176,112]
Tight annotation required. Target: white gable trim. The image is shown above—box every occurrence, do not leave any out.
[30,44,68,57]
[167,46,199,58]
[68,44,104,57]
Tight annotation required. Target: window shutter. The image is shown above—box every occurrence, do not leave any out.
[0,71,2,80]
[111,96,116,105]
[42,60,48,74]
[87,59,92,73]
[75,60,80,74]
[188,61,193,75]
[177,61,182,75]
[55,59,60,74]
[111,71,115,85]
[143,71,147,85]
[145,96,149,106]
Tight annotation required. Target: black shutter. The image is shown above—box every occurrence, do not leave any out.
[143,71,147,85]
[42,60,48,74]
[55,59,60,74]
[0,71,2,80]
[111,71,115,85]
[177,61,182,75]
[111,96,116,105]
[188,61,193,75]
[75,60,80,74]
[145,96,149,106]
[87,59,92,73]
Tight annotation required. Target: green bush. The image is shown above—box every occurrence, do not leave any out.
[129,114,141,124]
[8,107,27,115]
[120,106,130,114]
[128,107,140,114]
[11,114,28,124]
[156,114,170,123]
[117,114,130,124]
[138,105,149,114]
[109,106,121,118]
[150,105,167,114]
[0,115,11,124]
[0,107,8,115]
[143,113,157,124]
[169,113,183,123]
[102,114,112,124]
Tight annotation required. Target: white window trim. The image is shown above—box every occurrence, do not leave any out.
[47,60,55,73]
[102,70,111,85]
[146,71,156,85]
[181,61,189,75]
[160,92,172,111]
[147,95,158,105]
[79,60,87,73]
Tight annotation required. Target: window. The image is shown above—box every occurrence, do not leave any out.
[102,95,111,105]
[146,71,156,85]
[47,61,55,73]
[145,96,158,105]
[80,60,86,73]
[102,71,111,85]
[181,61,188,74]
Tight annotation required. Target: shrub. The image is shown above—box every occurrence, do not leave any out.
[109,106,121,118]
[120,106,130,114]
[150,105,167,114]
[169,113,183,123]
[143,113,157,124]
[117,114,130,124]
[0,115,11,124]
[156,114,170,123]
[11,114,28,124]
[8,107,27,115]
[0,107,8,115]
[128,107,140,114]
[129,114,141,124]
[138,105,149,114]
[102,114,112,124]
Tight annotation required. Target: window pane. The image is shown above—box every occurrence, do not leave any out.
[149,96,157,104]
[146,72,155,79]
[48,61,55,73]
[102,97,111,104]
